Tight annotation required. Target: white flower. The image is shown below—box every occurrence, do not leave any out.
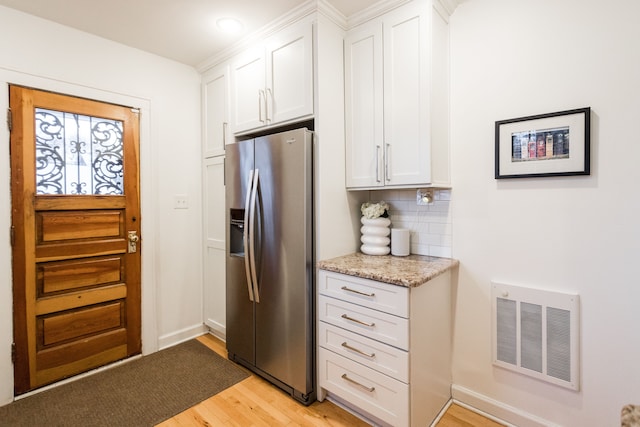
[361,201,390,219]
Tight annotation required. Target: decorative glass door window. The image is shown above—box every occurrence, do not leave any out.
[35,108,124,195]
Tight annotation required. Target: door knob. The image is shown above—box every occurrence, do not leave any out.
[128,231,139,253]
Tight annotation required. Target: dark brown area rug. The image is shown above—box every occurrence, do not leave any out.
[0,339,249,426]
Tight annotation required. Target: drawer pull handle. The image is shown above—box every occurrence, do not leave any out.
[341,342,375,358]
[341,286,375,297]
[341,374,375,393]
[341,314,375,327]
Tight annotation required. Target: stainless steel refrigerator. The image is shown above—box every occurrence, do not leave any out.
[225,127,315,405]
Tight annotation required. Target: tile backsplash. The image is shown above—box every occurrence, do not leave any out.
[371,189,452,258]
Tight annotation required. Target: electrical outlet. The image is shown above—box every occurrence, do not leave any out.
[174,195,189,209]
[416,189,433,206]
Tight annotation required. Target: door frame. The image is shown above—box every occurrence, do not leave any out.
[0,69,157,401]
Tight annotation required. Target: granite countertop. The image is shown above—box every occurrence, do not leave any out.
[317,253,459,288]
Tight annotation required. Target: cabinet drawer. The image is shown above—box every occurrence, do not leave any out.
[319,322,408,383]
[318,270,409,318]
[319,348,409,427]
[318,295,408,350]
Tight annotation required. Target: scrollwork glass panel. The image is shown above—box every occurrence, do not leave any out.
[35,108,124,195]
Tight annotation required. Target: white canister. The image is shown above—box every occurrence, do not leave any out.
[391,228,410,256]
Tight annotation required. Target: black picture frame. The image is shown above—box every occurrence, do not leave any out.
[495,107,590,179]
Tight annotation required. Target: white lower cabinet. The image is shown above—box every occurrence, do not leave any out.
[319,348,410,427]
[318,269,452,427]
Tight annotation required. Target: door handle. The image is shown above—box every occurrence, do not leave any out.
[385,143,390,182]
[243,169,255,302]
[341,342,375,359]
[249,169,260,303]
[375,145,381,183]
[341,314,375,327]
[127,231,139,253]
[265,88,273,122]
[258,90,266,123]
[341,286,375,298]
[341,374,375,393]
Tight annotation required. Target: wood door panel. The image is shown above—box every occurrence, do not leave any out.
[36,330,128,387]
[37,210,123,242]
[10,86,141,394]
[38,256,124,295]
[35,328,127,370]
[35,195,126,210]
[35,239,127,262]
[41,302,124,346]
[35,283,127,316]
[36,345,128,387]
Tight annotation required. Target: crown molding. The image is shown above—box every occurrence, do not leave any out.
[317,0,348,30]
[347,0,410,28]
[436,0,462,16]
[196,0,462,73]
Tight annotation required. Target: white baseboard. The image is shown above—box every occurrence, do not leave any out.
[204,319,226,341]
[157,323,208,350]
[430,399,453,426]
[452,384,560,427]
[323,392,385,426]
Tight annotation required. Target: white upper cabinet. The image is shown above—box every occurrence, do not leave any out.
[202,63,230,158]
[345,0,451,189]
[230,17,314,134]
[344,21,384,188]
[230,46,265,133]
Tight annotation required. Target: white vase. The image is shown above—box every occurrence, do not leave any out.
[360,217,391,255]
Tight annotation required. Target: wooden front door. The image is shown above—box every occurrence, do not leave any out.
[9,85,141,395]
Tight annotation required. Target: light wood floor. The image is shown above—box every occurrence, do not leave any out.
[157,334,504,427]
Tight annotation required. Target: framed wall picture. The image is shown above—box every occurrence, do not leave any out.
[495,107,590,179]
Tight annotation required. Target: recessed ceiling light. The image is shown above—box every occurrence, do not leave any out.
[216,17,243,34]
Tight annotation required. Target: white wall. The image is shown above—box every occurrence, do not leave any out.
[315,11,367,261]
[0,6,203,404]
[449,0,640,425]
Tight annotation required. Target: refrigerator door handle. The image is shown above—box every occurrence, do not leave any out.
[243,169,255,302]
[248,168,261,303]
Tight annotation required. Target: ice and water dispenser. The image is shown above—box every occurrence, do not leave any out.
[229,209,245,256]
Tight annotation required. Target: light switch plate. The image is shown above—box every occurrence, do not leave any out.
[174,195,189,209]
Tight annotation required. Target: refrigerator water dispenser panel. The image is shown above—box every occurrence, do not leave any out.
[229,208,245,256]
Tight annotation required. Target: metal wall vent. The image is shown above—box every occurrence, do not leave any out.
[492,282,580,391]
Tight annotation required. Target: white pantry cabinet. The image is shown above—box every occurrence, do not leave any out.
[202,63,231,158]
[318,269,452,427]
[201,62,231,336]
[230,16,314,134]
[345,0,451,189]
[202,156,226,336]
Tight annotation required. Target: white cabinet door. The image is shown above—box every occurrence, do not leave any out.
[383,2,430,186]
[344,21,384,188]
[203,156,226,335]
[231,19,313,133]
[231,17,313,134]
[345,0,439,190]
[266,17,313,125]
[203,63,230,158]
[230,46,266,133]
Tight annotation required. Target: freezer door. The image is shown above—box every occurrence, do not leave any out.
[253,128,314,396]
[225,139,256,365]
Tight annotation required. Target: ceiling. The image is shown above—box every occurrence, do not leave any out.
[0,0,381,67]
